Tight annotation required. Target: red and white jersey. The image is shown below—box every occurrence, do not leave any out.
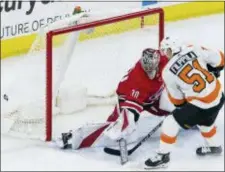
[116,55,168,114]
[162,45,224,109]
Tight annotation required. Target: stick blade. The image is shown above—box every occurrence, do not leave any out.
[119,138,128,165]
[104,147,121,156]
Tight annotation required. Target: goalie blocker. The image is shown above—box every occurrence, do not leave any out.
[56,48,174,150]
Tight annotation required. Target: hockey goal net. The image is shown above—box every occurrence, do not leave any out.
[1,8,164,141]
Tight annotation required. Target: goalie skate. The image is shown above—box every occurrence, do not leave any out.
[56,131,72,149]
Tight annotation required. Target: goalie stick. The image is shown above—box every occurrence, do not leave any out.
[118,138,128,165]
[104,120,163,156]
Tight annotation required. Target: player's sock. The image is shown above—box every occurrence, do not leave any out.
[198,125,222,156]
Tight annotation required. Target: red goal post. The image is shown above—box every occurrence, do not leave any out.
[46,8,164,141]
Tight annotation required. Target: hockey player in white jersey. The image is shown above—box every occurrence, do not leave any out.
[144,37,225,169]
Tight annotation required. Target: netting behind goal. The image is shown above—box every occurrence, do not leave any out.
[1,8,164,141]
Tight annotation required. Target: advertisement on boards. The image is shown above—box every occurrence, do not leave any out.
[1,0,76,40]
[1,0,141,40]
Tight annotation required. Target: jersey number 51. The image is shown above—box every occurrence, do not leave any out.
[178,59,214,93]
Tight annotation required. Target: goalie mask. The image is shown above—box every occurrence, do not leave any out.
[140,48,160,79]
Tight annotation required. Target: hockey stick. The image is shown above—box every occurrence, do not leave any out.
[104,120,163,156]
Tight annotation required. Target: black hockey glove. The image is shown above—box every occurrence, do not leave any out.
[207,64,223,78]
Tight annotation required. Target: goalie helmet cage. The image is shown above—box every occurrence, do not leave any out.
[45,8,164,141]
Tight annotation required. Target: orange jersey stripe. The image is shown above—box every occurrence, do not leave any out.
[168,92,186,106]
[160,133,177,144]
[186,79,221,104]
[201,126,217,138]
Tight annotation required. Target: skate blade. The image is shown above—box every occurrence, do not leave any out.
[197,153,223,157]
[144,163,169,170]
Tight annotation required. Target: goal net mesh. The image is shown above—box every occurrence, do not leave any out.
[1,8,164,141]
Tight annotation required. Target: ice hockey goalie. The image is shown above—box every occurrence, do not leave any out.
[56,48,175,150]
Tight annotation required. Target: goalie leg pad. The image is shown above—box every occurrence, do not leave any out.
[106,104,120,122]
[71,123,110,149]
[103,108,137,141]
[65,103,139,149]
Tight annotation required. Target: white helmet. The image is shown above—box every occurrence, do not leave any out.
[160,36,182,56]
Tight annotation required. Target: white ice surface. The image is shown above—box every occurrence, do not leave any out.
[1,14,224,171]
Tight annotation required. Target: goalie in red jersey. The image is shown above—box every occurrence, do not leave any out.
[57,48,173,149]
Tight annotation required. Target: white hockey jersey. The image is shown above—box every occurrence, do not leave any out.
[162,45,224,109]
